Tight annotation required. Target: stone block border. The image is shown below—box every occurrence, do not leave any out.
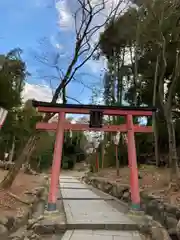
[4,176,48,240]
[82,175,178,240]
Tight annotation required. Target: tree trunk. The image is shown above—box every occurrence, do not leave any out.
[165,112,179,181]
[37,157,41,172]
[153,114,160,166]
[101,142,104,169]
[8,136,15,162]
[62,86,67,104]
[0,100,52,188]
[115,144,119,176]
[0,135,38,189]
[153,55,160,166]
[23,145,36,174]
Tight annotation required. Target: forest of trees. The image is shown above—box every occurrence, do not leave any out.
[1,0,180,190]
[0,48,87,188]
[90,0,180,182]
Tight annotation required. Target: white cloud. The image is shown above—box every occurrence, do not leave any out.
[55,0,130,33]
[54,0,131,73]
[50,35,63,50]
[55,0,74,30]
[22,82,54,102]
[23,83,63,103]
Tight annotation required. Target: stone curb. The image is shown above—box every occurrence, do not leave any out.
[82,175,172,240]
[33,177,67,235]
[128,214,171,240]
[81,176,130,211]
[65,223,139,231]
[33,213,66,235]
[7,175,48,240]
[33,221,140,234]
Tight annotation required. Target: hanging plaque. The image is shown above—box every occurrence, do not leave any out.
[89,110,103,128]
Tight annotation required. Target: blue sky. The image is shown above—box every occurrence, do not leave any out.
[0,0,147,126]
[0,0,104,104]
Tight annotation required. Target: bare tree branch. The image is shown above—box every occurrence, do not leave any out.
[66,96,82,104]
[35,0,127,107]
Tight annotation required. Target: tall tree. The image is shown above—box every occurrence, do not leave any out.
[137,0,180,179]
[98,0,180,180]
[0,48,26,109]
[0,0,126,189]
[0,49,28,161]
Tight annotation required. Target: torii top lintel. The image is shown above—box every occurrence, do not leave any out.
[32,100,157,116]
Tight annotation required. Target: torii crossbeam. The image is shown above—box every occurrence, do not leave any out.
[32,100,156,211]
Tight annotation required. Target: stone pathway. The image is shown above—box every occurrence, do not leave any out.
[60,176,143,239]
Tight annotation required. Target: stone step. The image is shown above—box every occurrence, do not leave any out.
[33,219,139,234]
[59,176,143,239]
[65,223,139,231]
[62,230,142,240]
[57,197,115,201]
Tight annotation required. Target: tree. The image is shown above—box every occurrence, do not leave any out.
[0,0,127,189]
[0,49,28,162]
[0,100,42,188]
[97,0,180,181]
[0,48,27,110]
[136,0,180,179]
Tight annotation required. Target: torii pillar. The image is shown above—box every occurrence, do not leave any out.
[32,100,156,212]
[47,112,65,211]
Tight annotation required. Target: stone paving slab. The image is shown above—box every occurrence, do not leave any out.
[62,230,142,240]
[62,199,135,224]
[59,177,136,227]
[58,197,114,200]
[60,188,103,199]
[60,182,89,189]
[60,176,142,238]
[60,178,80,183]
[60,182,81,184]
[60,187,88,189]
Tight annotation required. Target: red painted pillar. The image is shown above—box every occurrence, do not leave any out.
[127,114,140,210]
[47,111,65,211]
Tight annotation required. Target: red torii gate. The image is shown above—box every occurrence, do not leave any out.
[32,100,156,212]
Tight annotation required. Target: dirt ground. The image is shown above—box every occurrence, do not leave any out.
[93,165,180,206]
[0,170,44,217]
